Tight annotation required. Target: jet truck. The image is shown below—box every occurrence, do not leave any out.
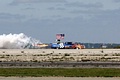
[51,42,85,49]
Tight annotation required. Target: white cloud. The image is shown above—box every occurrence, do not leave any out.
[10,0,67,5]
[0,13,25,19]
[113,0,120,2]
[48,7,66,11]
[65,2,103,8]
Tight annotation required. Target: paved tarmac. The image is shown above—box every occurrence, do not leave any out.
[0,49,120,68]
[1,61,120,68]
[0,77,120,80]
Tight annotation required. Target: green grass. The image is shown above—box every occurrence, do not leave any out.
[0,68,120,77]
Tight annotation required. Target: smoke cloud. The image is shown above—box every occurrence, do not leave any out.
[0,33,41,49]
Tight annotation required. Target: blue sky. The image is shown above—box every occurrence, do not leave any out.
[0,0,120,43]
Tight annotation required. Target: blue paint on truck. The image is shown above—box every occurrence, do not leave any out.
[51,42,73,49]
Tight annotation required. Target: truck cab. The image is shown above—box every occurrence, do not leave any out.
[64,42,73,49]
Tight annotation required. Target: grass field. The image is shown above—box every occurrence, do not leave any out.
[0,68,120,77]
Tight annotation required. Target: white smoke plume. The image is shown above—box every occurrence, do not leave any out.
[0,33,41,49]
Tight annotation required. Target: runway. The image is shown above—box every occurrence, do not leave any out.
[0,77,120,80]
[0,49,120,68]
[0,61,120,68]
